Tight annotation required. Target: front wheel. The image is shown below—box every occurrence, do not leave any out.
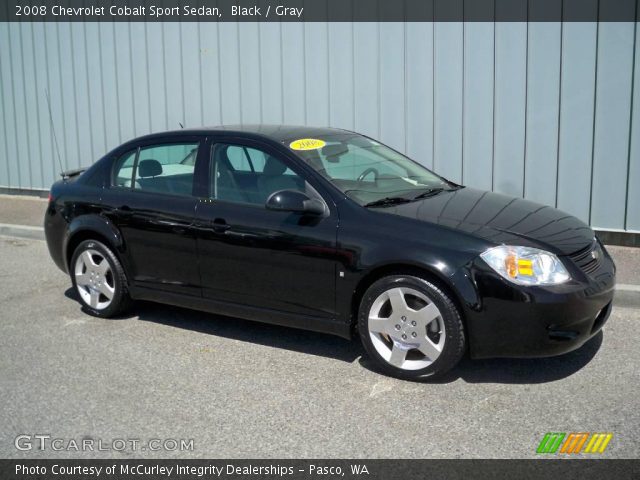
[70,239,131,318]
[358,275,465,380]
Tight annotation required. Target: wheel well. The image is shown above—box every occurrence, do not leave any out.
[350,264,467,334]
[65,230,115,269]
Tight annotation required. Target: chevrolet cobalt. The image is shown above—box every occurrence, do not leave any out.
[45,126,615,379]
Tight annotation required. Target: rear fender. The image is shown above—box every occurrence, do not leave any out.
[63,214,124,271]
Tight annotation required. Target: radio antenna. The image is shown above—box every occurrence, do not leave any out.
[44,88,65,176]
[178,122,184,129]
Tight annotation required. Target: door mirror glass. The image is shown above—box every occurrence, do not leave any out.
[265,190,325,216]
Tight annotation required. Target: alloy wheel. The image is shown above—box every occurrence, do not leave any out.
[74,249,115,310]
[367,286,446,370]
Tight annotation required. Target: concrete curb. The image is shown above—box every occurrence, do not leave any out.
[0,223,45,241]
[614,284,640,309]
[0,224,639,308]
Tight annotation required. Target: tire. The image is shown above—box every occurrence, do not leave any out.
[358,275,465,380]
[70,239,132,318]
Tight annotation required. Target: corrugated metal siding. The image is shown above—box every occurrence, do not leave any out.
[0,20,638,231]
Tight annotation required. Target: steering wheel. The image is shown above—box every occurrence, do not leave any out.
[357,167,379,183]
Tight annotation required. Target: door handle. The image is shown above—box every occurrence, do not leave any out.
[116,205,133,216]
[212,219,231,233]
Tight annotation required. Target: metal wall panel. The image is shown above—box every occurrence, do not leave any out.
[556,19,598,224]
[434,20,463,183]
[591,21,636,230]
[463,22,493,190]
[493,20,527,198]
[0,18,639,233]
[524,20,561,206]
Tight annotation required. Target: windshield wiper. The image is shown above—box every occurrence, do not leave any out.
[413,187,445,200]
[364,196,413,208]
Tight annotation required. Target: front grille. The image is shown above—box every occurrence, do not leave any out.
[568,240,603,275]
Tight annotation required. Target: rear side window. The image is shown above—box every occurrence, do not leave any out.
[113,150,137,187]
[112,143,199,197]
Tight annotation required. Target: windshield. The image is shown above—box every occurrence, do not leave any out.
[287,133,458,206]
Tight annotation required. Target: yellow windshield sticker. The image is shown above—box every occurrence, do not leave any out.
[289,138,326,151]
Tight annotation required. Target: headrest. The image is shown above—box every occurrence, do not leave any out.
[263,156,287,176]
[138,159,163,178]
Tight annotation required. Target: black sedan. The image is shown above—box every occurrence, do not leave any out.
[45,125,615,380]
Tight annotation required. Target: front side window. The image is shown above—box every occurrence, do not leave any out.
[112,142,199,197]
[288,134,456,206]
[210,143,305,206]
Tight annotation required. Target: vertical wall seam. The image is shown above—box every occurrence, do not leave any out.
[128,22,138,135]
[257,22,264,123]
[431,4,435,169]
[237,24,243,124]
[98,23,112,146]
[43,23,55,182]
[279,22,285,123]
[70,24,83,167]
[623,0,638,230]
[555,2,564,208]
[403,19,408,154]
[588,1,601,225]
[81,21,95,158]
[56,22,68,170]
[82,21,95,165]
[19,24,34,185]
[302,22,307,125]
[377,10,381,138]
[143,23,152,132]
[30,23,45,188]
[491,7,496,191]
[197,22,204,126]
[160,24,169,129]
[434,20,438,172]
[351,19,356,130]
[82,22,95,162]
[522,2,530,198]
[216,23,223,123]
[461,4,465,184]
[326,20,331,126]
[111,23,122,142]
[179,22,186,125]
[0,22,11,186]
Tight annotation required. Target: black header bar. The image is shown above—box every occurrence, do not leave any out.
[4,0,640,22]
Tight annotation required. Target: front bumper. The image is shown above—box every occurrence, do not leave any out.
[463,246,616,359]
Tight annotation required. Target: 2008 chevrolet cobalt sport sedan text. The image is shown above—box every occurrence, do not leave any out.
[44,125,615,380]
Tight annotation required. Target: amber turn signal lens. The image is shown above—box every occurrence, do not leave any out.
[505,254,518,278]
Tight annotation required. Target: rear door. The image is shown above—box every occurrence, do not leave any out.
[102,136,205,296]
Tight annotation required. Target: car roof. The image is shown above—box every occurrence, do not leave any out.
[127,125,355,145]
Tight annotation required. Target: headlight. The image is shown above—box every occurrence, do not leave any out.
[480,245,570,286]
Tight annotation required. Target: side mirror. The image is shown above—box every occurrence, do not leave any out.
[265,190,325,216]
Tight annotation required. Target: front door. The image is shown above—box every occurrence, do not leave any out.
[102,137,204,296]
[195,138,339,320]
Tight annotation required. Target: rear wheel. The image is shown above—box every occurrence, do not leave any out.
[358,275,465,380]
[70,239,131,317]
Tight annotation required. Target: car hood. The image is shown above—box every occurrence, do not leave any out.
[378,187,594,255]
